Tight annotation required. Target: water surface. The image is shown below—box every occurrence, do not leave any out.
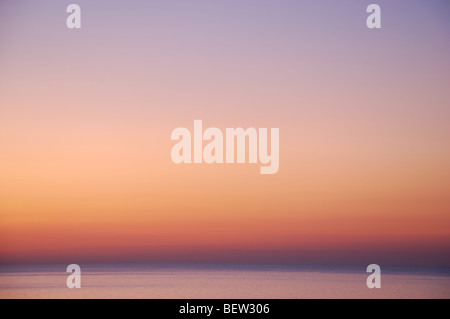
[0,264,449,298]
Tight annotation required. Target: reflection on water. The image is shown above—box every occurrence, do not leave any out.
[0,264,449,298]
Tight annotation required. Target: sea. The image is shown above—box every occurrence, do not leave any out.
[0,264,449,299]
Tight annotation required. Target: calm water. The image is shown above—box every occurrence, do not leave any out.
[0,264,449,299]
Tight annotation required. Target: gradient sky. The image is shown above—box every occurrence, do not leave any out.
[1,0,450,266]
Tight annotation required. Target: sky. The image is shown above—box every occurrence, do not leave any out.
[0,0,450,266]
